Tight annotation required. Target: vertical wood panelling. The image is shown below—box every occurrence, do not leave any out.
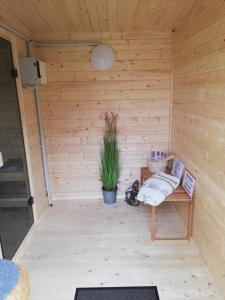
[171,1,225,296]
[21,88,47,219]
[36,32,172,200]
[16,38,47,219]
[15,37,47,219]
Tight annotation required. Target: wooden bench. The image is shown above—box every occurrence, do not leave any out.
[140,167,193,241]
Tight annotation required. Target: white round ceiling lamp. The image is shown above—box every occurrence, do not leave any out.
[91,44,115,71]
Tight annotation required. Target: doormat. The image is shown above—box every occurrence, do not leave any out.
[75,286,160,300]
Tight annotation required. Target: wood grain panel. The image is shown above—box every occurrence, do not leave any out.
[36,33,172,200]
[0,1,195,38]
[22,88,47,219]
[16,199,223,300]
[171,1,225,296]
[16,41,47,220]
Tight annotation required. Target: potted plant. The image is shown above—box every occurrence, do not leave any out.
[100,112,120,204]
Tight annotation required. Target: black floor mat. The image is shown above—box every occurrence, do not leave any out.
[75,286,160,300]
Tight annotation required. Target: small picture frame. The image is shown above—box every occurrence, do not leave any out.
[182,169,196,199]
[150,150,167,162]
[171,158,184,181]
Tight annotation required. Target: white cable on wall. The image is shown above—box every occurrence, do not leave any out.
[34,85,53,206]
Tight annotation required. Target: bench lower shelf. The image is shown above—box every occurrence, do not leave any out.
[140,167,193,241]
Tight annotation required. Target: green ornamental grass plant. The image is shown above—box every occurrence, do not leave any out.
[100,112,120,191]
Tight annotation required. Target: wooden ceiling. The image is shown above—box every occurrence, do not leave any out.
[0,0,196,40]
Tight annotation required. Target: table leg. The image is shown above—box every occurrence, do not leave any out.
[187,201,193,241]
[140,171,143,185]
[151,206,156,241]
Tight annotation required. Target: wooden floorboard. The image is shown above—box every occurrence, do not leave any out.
[16,199,222,300]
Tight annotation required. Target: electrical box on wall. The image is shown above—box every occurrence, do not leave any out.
[19,57,47,87]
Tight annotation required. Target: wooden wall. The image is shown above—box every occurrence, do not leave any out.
[21,87,47,219]
[0,0,196,37]
[16,40,47,219]
[171,0,225,296]
[37,31,172,200]
[0,27,47,219]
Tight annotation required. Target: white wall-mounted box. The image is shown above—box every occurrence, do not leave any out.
[19,57,47,87]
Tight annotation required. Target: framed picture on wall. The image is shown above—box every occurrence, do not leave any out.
[171,158,184,181]
[150,150,167,162]
[182,169,196,199]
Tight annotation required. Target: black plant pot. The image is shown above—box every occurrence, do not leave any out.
[102,187,118,204]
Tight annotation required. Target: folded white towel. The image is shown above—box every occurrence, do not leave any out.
[137,172,180,206]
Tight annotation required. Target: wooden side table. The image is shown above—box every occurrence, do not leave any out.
[140,167,193,241]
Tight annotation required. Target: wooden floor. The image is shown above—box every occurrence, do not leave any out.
[16,199,222,300]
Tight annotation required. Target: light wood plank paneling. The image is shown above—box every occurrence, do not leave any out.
[16,37,47,219]
[36,33,172,200]
[16,199,223,300]
[0,1,195,38]
[22,88,47,218]
[171,1,225,296]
